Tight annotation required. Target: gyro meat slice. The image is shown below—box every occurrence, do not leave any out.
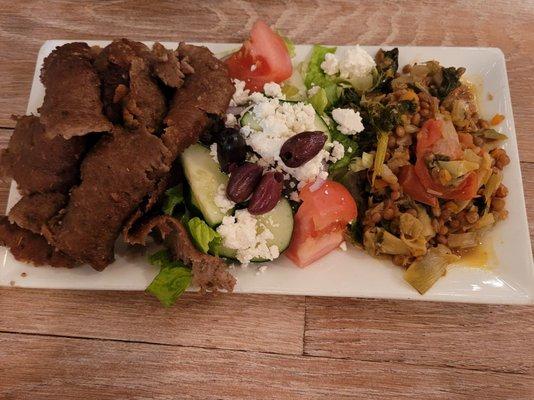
[0,115,89,195]
[0,216,76,269]
[44,126,172,271]
[8,192,67,234]
[39,42,112,139]
[94,39,166,133]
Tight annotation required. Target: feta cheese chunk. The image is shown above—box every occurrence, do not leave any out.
[263,82,285,99]
[320,46,376,92]
[230,79,250,106]
[321,53,340,75]
[216,210,279,265]
[213,184,235,214]
[332,108,364,135]
[241,98,329,184]
[329,140,345,163]
[337,45,376,80]
[209,143,218,164]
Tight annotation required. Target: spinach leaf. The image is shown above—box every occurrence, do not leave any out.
[372,48,399,93]
[435,66,463,100]
[146,250,192,307]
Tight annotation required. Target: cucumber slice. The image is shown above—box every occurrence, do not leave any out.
[217,198,294,262]
[240,103,331,142]
[181,144,232,226]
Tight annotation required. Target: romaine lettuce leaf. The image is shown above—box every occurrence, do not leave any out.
[146,250,192,307]
[162,184,184,216]
[304,45,339,105]
[187,217,222,255]
[308,87,328,115]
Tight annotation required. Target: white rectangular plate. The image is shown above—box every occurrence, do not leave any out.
[1,40,533,304]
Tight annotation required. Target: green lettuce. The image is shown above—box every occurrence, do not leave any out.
[146,250,192,307]
[187,217,222,255]
[304,45,339,105]
[329,128,358,175]
[308,87,328,115]
[162,184,184,216]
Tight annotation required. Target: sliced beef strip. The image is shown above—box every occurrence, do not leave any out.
[127,215,235,293]
[162,43,235,156]
[94,39,166,133]
[8,192,67,234]
[123,44,234,242]
[39,42,112,139]
[0,216,76,268]
[44,126,172,270]
[0,115,89,195]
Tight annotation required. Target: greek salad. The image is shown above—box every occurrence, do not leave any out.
[148,20,510,305]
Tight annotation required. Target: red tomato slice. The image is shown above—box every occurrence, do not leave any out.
[414,119,477,201]
[299,180,358,232]
[398,165,438,207]
[226,20,292,91]
[285,180,357,268]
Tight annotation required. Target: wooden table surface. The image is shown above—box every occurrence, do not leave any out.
[1,1,533,398]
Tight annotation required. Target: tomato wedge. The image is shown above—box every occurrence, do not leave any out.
[398,165,438,207]
[285,181,357,267]
[414,119,478,201]
[226,20,292,91]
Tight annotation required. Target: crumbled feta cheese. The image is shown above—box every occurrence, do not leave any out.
[241,98,329,184]
[225,113,238,128]
[209,143,218,164]
[321,52,340,75]
[249,91,268,104]
[289,181,296,189]
[339,241,347,251]
[230,79,250,106]
[332,108,364,135]
[336,45,375,80]
[216,210,279,265]
[329,140,345,163]
[250,64,257,71]
[318,170,329,181]
[263,82,285,99]
[307,85,321,97]
[213,184,235,213]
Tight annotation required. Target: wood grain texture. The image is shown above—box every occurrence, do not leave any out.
[304,297,534,374]
[1,332,533,400]
[1,0,534,161]
[0,288,305,354]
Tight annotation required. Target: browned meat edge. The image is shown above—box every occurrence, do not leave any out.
[8,192,67,234]
[44,126,171,270]
[0,216,76,268]
[39,42,112,139]
[94,39,170,133]
[0,115,89,195]
[127,215,235,293]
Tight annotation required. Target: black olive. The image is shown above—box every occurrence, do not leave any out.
[217,128,247,173]
[199,115,225,145]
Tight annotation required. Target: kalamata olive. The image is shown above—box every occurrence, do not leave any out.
[280,131,327,168]
[199,115,225,145]
[248,172,284,215]
[226,162,264,203]
[217,128,247,172]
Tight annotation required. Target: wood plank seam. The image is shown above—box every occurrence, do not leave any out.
[0,329,302,358]
[0,330,531,380]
